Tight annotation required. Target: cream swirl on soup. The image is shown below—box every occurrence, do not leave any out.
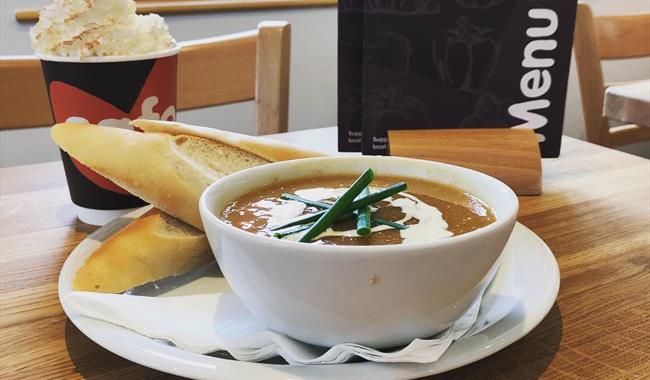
[221,175,495,246]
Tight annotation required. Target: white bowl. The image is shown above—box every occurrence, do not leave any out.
[199,156,518,348]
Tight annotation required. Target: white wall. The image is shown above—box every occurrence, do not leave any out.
[1,0,648,166]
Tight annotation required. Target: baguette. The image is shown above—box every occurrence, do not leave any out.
[51,121,324,230]
[73,208,213,293]
[132,119,323,162]
[54,121,326,293]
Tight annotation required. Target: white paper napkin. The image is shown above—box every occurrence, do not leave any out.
[63,276,514,365]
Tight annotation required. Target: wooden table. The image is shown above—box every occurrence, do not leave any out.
[1,127,649,379]
[604,80,650,128]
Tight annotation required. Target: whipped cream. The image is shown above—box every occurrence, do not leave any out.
[30,0,176,58]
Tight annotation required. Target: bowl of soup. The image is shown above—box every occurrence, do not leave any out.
[199,156,518,348]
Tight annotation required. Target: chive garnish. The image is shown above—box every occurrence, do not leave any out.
[298,169,375,242]
[269,182,407,231]
[372,218,409,230]
[356,188,372,236]
[270,207,334,231]
[273,215,406,238]
[279,193,408,230]
[280,193,332,209]
[347,182,407,212]
[272,224,313,239]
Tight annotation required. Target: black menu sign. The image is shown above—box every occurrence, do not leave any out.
[337,0,578,158]
[338,0,364,151]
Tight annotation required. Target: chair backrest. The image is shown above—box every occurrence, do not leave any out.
[0,21,290,135]
[573,4,650,147]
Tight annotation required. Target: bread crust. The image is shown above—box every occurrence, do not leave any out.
[73,208,212,293]
[50,122,325,230]
[131,119,324,162]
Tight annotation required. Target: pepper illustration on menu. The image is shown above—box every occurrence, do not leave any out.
[453,0,504,9]
[433,17,498,94]
[363,85,431,153]
[364,0,440,15]
[362,85,432,154]
[460,92,516,129]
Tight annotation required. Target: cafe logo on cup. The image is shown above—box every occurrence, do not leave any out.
[64,95,176,129]
[49,56,177,129]
[45,55,177,194]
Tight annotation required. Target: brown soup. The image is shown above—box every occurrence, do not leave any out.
[221,175,495,246]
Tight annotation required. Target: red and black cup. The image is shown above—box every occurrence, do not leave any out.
[38,47,179,225]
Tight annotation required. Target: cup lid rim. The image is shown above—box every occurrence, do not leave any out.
[36,45,180,63]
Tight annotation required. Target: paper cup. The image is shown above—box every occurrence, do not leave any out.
[39,46,180,226]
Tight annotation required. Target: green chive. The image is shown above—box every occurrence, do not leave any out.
[372,218,408,230]
[347,182,407,211]
[273,217,406,237]
[299,169,375,243]
[279,193,408,231]
[272,224,313,239]
[356,188,372,236]
[280,193,332,209]
[269,182,407,231]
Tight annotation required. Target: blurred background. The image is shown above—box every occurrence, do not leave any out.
[1,0,648,167]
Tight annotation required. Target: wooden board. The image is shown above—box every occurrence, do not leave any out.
[388,129,542,195]
[1,128,649,379]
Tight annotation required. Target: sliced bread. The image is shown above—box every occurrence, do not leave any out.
[51,121,324,230]
[73,208,213,293]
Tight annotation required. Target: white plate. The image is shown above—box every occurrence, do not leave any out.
[59,208,559,380]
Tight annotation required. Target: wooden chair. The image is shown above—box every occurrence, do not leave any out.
[0,21,290,135]
[573,4,650,147]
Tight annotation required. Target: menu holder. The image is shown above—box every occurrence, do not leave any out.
[388,129,542,196]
